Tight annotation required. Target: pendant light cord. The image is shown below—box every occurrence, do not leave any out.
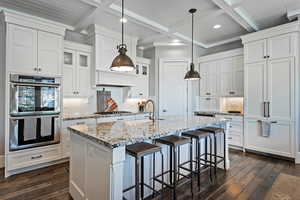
[191,11,194,64]
[121,0,124,46]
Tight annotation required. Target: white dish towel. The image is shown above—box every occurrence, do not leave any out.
[259,120,272,137]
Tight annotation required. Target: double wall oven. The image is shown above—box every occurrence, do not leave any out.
[9,74,61,151]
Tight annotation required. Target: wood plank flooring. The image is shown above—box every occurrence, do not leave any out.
[0,150,299,200]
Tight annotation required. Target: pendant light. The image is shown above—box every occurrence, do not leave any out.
[110,0,135,72]
[184,8,201,80]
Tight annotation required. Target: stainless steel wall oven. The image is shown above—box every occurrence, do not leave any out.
[9,74,61,151]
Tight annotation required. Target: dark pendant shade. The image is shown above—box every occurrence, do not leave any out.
[109,0,135,72]
[110,45,135,72]
[184,63,201,80]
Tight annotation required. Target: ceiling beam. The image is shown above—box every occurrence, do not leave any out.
[206,36,241,48]
[75,0,119,32]
[287,9,300,21]
[211,0,258,32]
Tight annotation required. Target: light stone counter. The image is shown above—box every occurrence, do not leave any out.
[68,115,230,200]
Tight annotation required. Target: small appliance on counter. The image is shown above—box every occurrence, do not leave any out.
[97,89,111,112]
[9,74,61,151]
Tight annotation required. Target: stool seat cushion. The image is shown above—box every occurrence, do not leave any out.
[155,135,190,147]
[182,130,210,139]
[198,127,224,134]
[126,142,161,157]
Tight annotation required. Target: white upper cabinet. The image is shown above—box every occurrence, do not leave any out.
[63,49,76,96]
[7,22,64,75]
[37,31,62,75]
[244,39,266,64]
[7,24,38,73]
[199,61,218,97]
[244,32,296,64]
[268,34,295,60]
[198,49,244,99]
[63,41,92,98]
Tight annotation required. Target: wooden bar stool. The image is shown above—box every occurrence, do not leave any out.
[155,135,193,200]
[123,142,164,200]
[181,130,213,190]
[198,127,226,178]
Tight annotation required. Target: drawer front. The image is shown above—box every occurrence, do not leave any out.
[230,121,243,132]
[228,134,242,146]
[7,145,61,171]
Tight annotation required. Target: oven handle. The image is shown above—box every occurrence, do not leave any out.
[10,114,60,120]
[10,82,60,88]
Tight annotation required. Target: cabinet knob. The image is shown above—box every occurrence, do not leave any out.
[38,67,42,72]
[34,67,38,71]
[263,56,267,59]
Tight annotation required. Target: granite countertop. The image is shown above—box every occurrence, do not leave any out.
[194,111,244,116]
[62,112,149,121]
[68,115,229,149]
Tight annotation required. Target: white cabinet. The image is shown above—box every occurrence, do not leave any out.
[244,39,266,64]
[7,24,38,73]
[63,41,92,97]
[199,61,218,97]
[244,33,296,64]
[61,118,96,158]
[220,56,244,97]
[199,97,218,111]
[216,115,244,148]
[241,23,298,158]
[130,57,150,98]
[7,23,63,75]
[37,31,62,75]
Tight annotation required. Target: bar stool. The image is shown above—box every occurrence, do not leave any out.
[181,130,213,190]
[198,127,226,178]
[123,142,164,200]
[155,135,193,200]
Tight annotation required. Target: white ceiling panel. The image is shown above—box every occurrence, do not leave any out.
[94,11,161,39]
[0,0,93,26]
[114,0,219,27]
[174,13,247,44]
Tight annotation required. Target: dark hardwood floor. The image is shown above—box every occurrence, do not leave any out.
[0,150,299,200]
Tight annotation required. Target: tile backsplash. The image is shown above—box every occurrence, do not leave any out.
[220,97,244,113]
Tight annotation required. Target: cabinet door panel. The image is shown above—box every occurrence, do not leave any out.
[38,31,62,75]
[268,58,294,121]
[244,39,266,63]
[63,49,76,96]
[99,36,120,71]
[7,24,37,73]
[268,34,295,59]
[245,119,293,157]
[244,62,266,118]
[199,61,217,96]
[232,56,244,96]
[77,52,90,97]
[220,58,233,96]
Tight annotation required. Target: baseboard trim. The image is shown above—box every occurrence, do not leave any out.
[0,155,4,168]
[296,152,300,164]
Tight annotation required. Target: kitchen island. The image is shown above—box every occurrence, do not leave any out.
[68,115,230,200]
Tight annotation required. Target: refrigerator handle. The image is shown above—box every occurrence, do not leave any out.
[267,102,270,118]
[263,102,266,117]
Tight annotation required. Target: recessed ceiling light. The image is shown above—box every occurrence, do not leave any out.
[173,39,180,43]
[213,24,222,29]
[120,17,128,23]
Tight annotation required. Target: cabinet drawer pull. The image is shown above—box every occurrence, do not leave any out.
[31,155,43,160]
[206,98,211,100]
[76,122,85,125]
[271,121,277,124]
[206,92,211,95]
[228,137,233,140]
[117,118,124,121]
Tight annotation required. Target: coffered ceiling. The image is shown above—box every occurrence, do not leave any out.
[0,0,299,49]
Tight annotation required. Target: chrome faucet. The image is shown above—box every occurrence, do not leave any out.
[145,99,155,122]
